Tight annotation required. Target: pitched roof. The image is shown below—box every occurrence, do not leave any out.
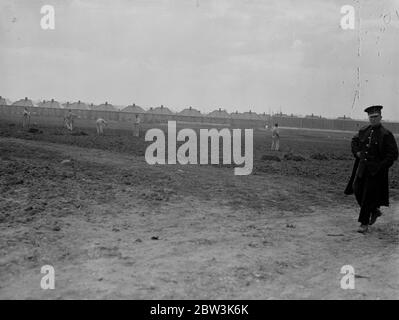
[121,103,146,113]
[231,110,262,120]
[12,97,34,107]
[63,100,90,110]
[94,102,117,111]
[37,99,62,108]
[207,108,230,118]
[179,107,202,116]
[150,105,173,114]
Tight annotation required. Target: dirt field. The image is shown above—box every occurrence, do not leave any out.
[0,118,398,299]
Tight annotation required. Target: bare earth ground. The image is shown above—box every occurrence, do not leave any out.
[0,119,398,299]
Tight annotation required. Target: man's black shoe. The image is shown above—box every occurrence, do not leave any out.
[369,209,382,226]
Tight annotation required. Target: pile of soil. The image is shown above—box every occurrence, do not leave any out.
[310,153,329,160]
[261,154,281,162]
[284,153,306,161]
[71,131,88,136]
[28,128,43,134]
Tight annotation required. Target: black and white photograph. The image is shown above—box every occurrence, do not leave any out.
[0,0,398,302]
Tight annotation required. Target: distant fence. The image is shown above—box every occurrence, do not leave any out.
[270,115,399,134]
[1,104,398,133]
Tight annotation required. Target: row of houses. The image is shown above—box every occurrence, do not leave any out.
[0,96,270,120]
[2,96,399,133]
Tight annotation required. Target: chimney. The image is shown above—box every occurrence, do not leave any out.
[25,97,28,100]
[78,100,81,104]
[133,103,135,107]
[105,102,108,105]
[219,108,221,112]
[51,98,54,102]
[43,100,46,103]
[161,105,164,108]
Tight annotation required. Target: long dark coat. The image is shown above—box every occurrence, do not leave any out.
[344,124,398,207]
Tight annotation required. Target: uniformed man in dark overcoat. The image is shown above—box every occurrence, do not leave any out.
[345,105,398,233]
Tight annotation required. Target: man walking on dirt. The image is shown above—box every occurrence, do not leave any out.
[96,118,107,135]
[345,105,398,233]
[22,107,31,128]
[133,114,141,137]
[64,109,77,131]
[271,123,280,151]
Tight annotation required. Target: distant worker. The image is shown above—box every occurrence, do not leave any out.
[344,105,398,234]
[133,114,141,137]
[96,118,107,135]
[271,123,280,151]
[22,107,31,128]
[64,109,77,131]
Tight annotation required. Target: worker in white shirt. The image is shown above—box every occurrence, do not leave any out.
[22,107,31,128]
[64,109,77,131]
[133,114,141,137]
[271,123,280,151]
[96,118,107,135]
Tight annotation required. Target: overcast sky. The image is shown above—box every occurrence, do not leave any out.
[0,0,398,120]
